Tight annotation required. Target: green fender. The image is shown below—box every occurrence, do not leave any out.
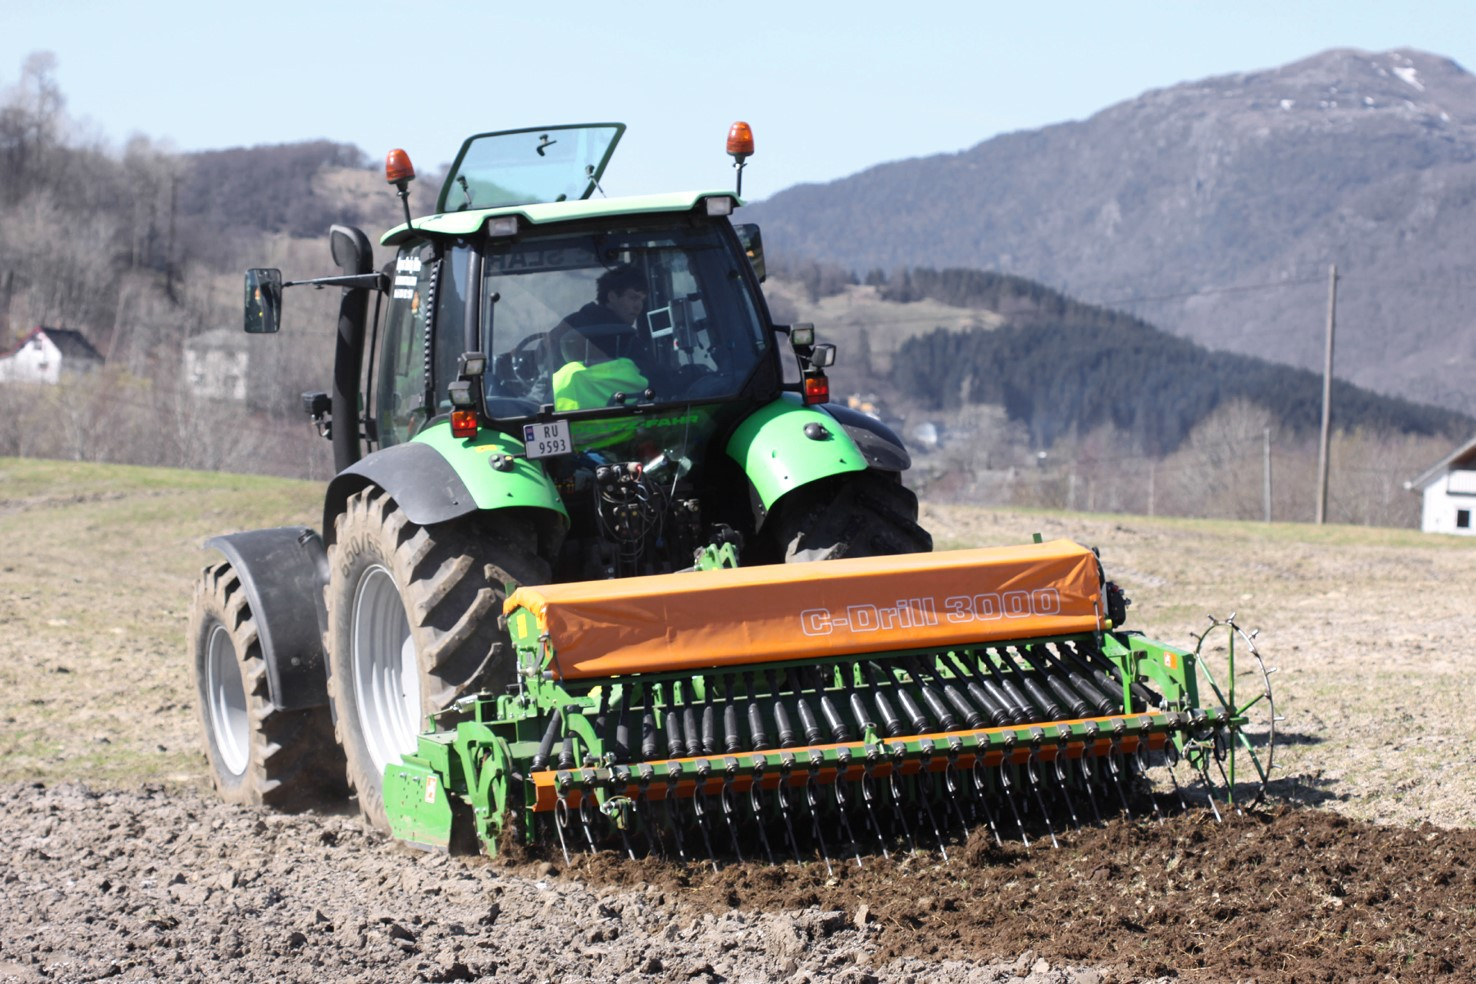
[410,423,569,517]
[323,421,566,542]
[725,393,867,516]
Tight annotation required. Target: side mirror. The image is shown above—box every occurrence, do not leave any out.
[734,223,765,283]
[244,268,283,334]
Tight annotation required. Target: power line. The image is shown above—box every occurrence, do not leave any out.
[1088,275,1326,306]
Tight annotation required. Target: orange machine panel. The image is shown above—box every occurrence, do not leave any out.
[504,539,1103,680]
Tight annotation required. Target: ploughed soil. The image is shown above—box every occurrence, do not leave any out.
[3,461,1476,983]
[4,783,1472,983]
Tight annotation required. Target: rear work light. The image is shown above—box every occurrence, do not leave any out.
[486,215,519,238]
[450,409,479,439]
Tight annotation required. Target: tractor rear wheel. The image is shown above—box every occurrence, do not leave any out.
[324,487,549,832]
[188,561,346,809]
[774,471,933,562]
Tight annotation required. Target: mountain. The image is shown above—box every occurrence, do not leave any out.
[744,48,1476,418]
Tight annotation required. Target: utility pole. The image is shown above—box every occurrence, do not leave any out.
[1315,264,1337,525]
[1263,427,1273,523]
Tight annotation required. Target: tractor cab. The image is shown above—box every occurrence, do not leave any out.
[241,122,849,582]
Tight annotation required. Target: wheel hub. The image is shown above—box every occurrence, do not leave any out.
[204,622,249,777]
[350,565,421,774]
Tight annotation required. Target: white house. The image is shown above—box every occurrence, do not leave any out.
[1407,435,1476,536]
[0,326,104,384]
[184,329,250,402]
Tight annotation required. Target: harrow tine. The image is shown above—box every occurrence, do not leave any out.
[578,794,599,854]
[1052,754,1081,831]
[860,770,889,858]
[804,773,835,876]
[943,755,972,839]
[1196,758,1224,822]
[1136,741,1165,823]
[721,770,744,862]
[831,762,865,868]
[637,770,665,859]
[1163,742,1190,813]
[1076,756,1104,825]
[553,797,573,866]
[691,784,719,873]
[775,781,803,864]
[998,763,1031,851]
[887,771,919,856]
[970,759,1004,847]
[914,772,950,862]
[664,771,688,862]
[1026,754,1059,849]
[1106,746,1134,821]
[1210,731,1242,816]
[747,766,776,864]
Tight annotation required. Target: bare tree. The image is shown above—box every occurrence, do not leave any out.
[0,52,66,205]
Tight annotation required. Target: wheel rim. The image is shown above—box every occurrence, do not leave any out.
[350,564,421,775]
[204,622,249,777]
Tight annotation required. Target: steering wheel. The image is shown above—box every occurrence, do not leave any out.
[496,332,547,395]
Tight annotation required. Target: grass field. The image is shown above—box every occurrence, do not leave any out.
[0,458,320,788]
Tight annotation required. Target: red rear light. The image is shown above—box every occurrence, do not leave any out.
[385,148,416,185]
[726,121,754,160]
[803,375,829,405]
[450,409,478,438]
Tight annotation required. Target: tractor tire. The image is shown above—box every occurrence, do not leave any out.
[774,471,933,562]
[188,561,347,810]
[324,487,549,832]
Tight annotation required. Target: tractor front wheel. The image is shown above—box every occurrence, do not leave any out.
[324,487,549,832]
[188,562,346,809]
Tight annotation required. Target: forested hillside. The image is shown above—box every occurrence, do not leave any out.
[746,48,1476,419]
[765,265,1462,526]
[882,268,1470,453]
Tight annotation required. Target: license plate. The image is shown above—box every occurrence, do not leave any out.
[522,420,572,459]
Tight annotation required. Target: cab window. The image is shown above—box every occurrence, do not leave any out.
[376,242,437,447]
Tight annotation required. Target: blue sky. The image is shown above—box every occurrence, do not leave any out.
[4,0,1472,202]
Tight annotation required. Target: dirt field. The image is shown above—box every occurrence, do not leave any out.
[2,458,1474,983]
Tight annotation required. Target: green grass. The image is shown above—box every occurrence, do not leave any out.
[0,456,322,788]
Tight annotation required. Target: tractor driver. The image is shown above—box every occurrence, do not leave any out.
[550,264,652,411]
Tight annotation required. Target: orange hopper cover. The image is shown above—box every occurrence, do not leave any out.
[505,540,1104,681]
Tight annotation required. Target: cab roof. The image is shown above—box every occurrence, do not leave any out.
[380,190,739,246]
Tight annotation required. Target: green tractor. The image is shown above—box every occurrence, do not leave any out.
[190,122,930,832]
[191,122,1273,862]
